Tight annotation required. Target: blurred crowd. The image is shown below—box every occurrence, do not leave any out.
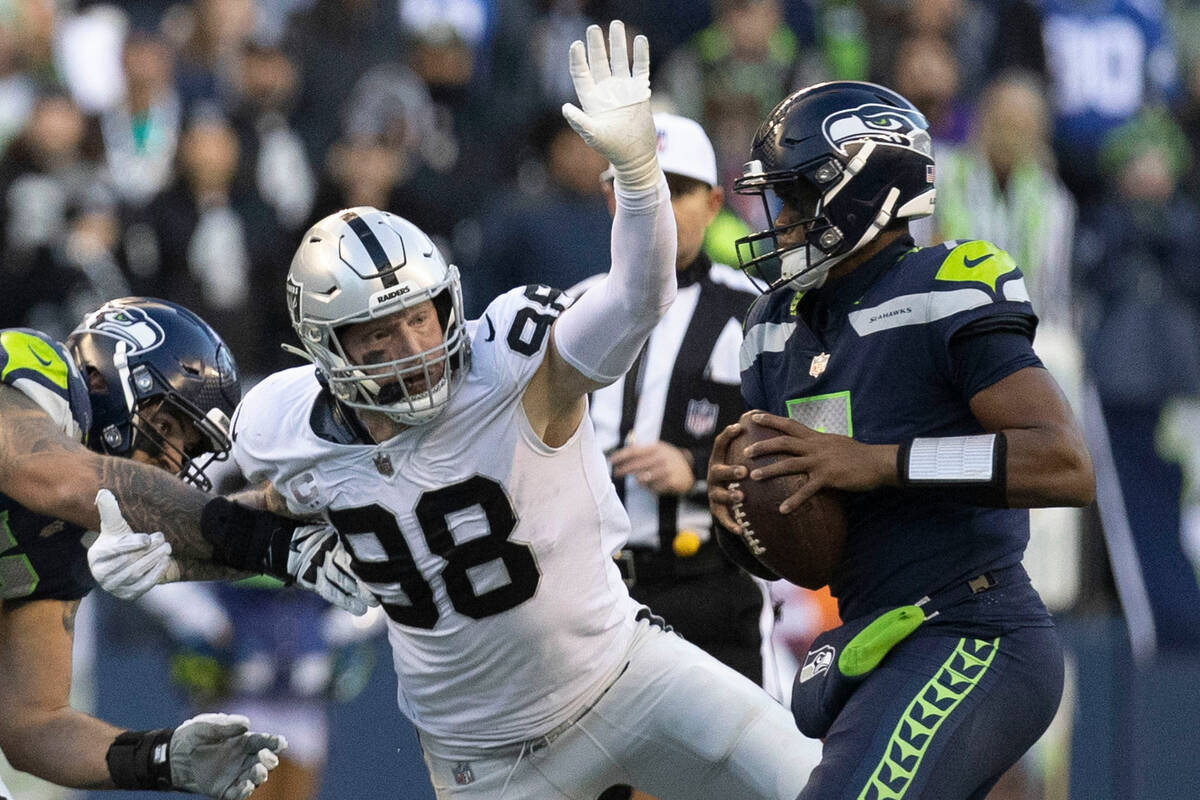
[2,0,1200,652]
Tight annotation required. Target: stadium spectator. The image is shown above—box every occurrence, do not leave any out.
[0,89,125,339]
[227,41,315,234]
[281,0,404,166]
[461,108,610,316]
[1041,0,1182,201]
[914,71,1077,330]
[1074,108,1200,651]
[171,0,259,110]
[660,0,801,130]
[125,111,290,378]
[100,31,182,208]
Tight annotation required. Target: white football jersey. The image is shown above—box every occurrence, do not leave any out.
[233,286,641,749]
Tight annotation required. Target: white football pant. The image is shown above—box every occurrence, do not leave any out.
[420,617,815,799]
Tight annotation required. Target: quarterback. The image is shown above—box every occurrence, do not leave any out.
[708,82,1095,798]
[230,22,814,800]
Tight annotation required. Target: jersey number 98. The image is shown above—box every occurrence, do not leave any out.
[328,476,541,628]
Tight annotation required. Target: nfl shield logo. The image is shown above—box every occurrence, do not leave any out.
[684,398,720,439]
[453,762,474,786]
[809,352,830,378]
[373,452,394,476]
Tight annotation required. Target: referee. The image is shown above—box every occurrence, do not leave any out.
[576,113,777,691]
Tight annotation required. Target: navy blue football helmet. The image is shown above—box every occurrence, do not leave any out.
[734,81,936,291]
[67,298,240,492]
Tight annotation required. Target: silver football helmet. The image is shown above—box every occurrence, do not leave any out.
[286,207,469,426]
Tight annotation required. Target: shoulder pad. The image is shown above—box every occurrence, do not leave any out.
[0,328,91,440]
[933,240,1020,294]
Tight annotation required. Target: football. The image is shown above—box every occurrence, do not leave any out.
[727,419,847,589]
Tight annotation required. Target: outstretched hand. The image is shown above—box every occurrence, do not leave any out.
[561,20,659,193]
[169,713,287,800]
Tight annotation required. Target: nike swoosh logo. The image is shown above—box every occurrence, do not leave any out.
[484,314,495,342]
[962,253,994,269]
[28,345,53,367]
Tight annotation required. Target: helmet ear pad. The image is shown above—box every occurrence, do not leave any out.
[818,143,934,256]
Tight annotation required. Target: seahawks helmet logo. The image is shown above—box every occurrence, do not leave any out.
[822,103,931,157]
[85,307,165,354]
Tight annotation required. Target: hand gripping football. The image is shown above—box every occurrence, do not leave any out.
[727,419,847,589]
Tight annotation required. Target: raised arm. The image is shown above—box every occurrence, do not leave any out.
[524,21,676,442]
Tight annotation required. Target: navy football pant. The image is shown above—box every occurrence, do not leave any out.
[797,624,1064,800]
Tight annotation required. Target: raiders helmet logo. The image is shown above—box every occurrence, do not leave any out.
[822,103,931,157]
[84,307,165,355]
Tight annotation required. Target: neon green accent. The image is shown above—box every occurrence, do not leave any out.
[839,606,924,677]
[0,331,68,389]
[235,574,287,589]
[786,390,853,437]
[0,510,40,600]
[855,637,1000,799]
[703,208,751,268]
[935,241,1017,292]
[788,292,805,318]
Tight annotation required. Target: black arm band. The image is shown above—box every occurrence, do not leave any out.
[896,432,1008,507]
[200,497,299,579]
[106,728,174,791]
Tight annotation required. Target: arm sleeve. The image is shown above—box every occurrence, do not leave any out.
[552,176,677,385]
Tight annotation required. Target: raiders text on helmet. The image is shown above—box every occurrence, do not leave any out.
[734,81,936,291]
[286,207,469,426]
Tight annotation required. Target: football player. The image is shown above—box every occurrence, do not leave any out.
[219,22,815,800]
[707,82,1096,798]
[0,298,289,799]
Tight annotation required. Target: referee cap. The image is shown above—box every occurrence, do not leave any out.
[602,112,718,187]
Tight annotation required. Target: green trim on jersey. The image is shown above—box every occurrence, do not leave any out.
[935,241,1017,293]
[0,330,69,389]
[0,509,40,600]
[856,637,1000,799]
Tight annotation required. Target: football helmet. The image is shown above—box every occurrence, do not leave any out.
[734,81,936,291]
[286,207,469,426]
[67,298,240,492]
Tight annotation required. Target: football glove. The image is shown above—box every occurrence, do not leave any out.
[169,714,286,800]
[287,524,379,616]
[561,20,659,193]
[89,490,180,600]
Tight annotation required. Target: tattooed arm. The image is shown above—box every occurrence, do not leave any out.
[0,384,217,560]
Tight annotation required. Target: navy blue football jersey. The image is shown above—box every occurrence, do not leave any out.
[0,328,96,602]
[740,237,1047,625]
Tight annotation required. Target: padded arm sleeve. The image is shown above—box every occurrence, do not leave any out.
[552,175,676,384]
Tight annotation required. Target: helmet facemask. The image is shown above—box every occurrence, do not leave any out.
[296,267,469,427]
[127,393,233,493]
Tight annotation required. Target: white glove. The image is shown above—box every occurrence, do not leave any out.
[288,524,379,616]
[89,490,180,600]
[169,713,287,800]
[561,20,660,192]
